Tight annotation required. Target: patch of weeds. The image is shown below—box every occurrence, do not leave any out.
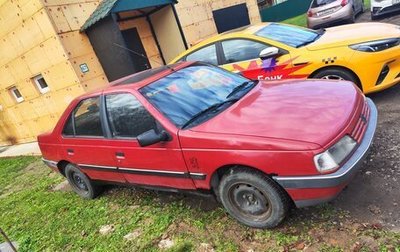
[167,237,194,252]
[319,244,344,252]
[316,204,337,219]
[255,229,273,240]
[2,157,400,251]
[0,156,37,191]
[274,232,299,246]
[214,239,239,252]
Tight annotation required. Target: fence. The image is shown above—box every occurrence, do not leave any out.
[259,0,313,22]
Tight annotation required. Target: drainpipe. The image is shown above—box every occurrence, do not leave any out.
[171,3,188,49]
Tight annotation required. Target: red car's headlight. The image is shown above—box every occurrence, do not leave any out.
[314,135,357,173]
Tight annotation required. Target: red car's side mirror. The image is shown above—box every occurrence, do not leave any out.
[137,129,170,147]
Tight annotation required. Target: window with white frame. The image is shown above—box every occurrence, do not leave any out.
[9,87,24,103]
[33,74,49,94]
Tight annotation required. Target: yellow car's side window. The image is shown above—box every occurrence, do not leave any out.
[185,44,218,65]
[221,39,269,64]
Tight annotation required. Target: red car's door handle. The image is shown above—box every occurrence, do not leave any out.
[115,152,125,160]
[67,149,74,156]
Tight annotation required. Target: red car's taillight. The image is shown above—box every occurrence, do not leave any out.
[341,0,348,6]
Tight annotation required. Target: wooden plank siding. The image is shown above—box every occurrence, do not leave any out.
[175,0,261,46]
[0,0,261,145]
[0,0,106,144]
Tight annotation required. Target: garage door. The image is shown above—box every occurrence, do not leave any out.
[212,3,251,33]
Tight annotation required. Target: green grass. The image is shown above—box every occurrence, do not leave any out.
[365,0,371,9]
[282,0,372,27]
[0,156,36,192]
[282,14,307,27]
[0,157,399,251]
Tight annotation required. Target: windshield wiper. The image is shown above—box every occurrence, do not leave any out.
[181,98,239,129]
[316,28,326,35]
[226,81,256,99]
[296,29,325,48]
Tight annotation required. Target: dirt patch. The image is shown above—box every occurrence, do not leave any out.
[52,180,71,192]
[99,224,115,235]
[123,229,141,241]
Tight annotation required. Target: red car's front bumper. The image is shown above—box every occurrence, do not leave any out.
[273,98,378,208]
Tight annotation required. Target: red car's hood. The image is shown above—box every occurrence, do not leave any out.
[191,80,359,147]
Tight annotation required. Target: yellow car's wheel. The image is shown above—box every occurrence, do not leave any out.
[312,67,361,91]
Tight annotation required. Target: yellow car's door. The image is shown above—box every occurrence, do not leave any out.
[219,38,300,81]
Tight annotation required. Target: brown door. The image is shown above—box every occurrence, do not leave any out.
[121,27,151,72]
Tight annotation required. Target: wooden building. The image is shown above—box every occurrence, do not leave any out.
[0,0,261,145]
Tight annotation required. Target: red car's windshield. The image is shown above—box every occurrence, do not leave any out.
[140,64,256,129]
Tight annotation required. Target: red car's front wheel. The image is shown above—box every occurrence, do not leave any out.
[218,168,290,228]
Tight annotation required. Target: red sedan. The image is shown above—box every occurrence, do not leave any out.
[38,62,377,228]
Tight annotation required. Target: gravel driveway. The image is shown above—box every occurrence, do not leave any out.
[333,84,400,231]
[356,7,400,23]
[330,11,400,231]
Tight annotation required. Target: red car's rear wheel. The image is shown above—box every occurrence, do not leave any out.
[65,164,102,199]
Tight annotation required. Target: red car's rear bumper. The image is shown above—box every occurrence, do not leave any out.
[273,98,378,208]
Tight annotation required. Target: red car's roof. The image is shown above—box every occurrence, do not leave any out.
[77,61,194,100]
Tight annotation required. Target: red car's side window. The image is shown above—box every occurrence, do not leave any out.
[105,93,157,138]
[62,97,103,137]
[62,115,74,136]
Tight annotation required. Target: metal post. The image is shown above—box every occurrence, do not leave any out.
[171,3,188,49]
[0,228,17,252]
[146,14,167,65]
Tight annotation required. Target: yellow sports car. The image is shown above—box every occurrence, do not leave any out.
[170,22,400,94]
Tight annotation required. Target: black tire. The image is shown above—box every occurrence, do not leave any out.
[218,168,290,229]
[349,8,356,23]
[65,164,101,199]
[312,67,361,90]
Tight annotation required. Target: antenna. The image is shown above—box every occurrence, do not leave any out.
[113,43,174,71]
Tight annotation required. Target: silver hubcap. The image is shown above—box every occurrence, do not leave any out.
[321,75,344,80]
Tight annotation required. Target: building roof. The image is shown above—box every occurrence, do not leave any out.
[81,0,118,31]
[80,0,176,32]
